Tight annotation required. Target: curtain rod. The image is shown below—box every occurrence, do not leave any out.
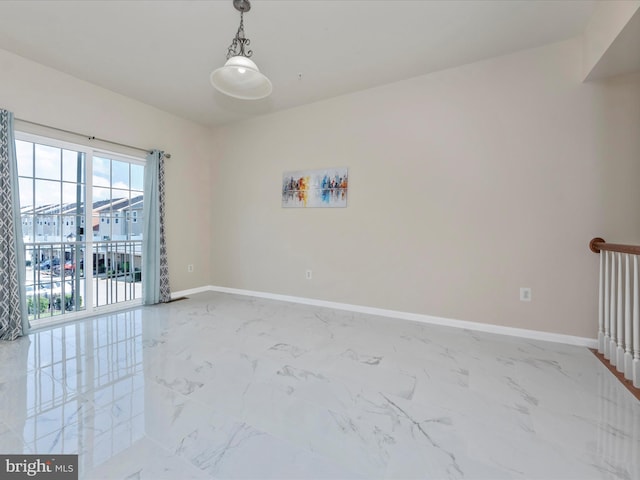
[15,117,172,159]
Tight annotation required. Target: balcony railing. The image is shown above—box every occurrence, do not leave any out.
[25,240,142,325]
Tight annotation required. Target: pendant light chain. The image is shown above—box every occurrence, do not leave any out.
[226,11,253,59]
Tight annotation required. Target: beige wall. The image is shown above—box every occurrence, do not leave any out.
[0,48,212,293]
[2,36,639,339]
[583,0,640,80]
[210,38,640,339]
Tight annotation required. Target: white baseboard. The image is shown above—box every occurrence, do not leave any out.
[174,285,597,349]
[171,285,214,299]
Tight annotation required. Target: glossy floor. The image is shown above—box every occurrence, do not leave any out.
[0,292,638,479]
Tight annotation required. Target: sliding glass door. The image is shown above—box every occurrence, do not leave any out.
[16,133,145,328]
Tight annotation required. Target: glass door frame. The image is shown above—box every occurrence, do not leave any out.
[16,131,145,332]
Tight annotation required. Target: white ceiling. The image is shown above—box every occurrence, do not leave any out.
[0,0,598,127]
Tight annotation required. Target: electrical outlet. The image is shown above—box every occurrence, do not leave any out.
[520,287,531,302]
[187,264,194,273]
[305,270,312,280]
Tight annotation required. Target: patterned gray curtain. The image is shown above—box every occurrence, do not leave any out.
[142,150,171,304]
[0,109,28,340]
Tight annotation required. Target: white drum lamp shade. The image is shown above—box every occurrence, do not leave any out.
[210,56,272,100]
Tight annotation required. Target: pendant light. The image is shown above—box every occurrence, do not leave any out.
[210,0,272,100]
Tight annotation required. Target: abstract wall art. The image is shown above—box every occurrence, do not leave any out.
[282,167,348,208]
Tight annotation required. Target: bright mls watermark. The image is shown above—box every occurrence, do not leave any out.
[0,455,77,479]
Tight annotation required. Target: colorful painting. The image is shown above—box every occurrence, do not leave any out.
[282,168,348,208]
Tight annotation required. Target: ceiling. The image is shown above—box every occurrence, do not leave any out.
[0,0,598,127]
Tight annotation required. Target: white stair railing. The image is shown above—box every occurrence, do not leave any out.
[591,237,640,388]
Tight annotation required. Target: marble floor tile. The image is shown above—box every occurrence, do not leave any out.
[0,291,638,479]
[82,437,212,480]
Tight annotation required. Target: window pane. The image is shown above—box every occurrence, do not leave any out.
[131,164,143,191]
[112,189,130,203]
[34,179,61,209]
[128,218,142,238]
[112,215,125,240]
[35,144,61,180]
[93,186,110,205]
[16,140,33,177]
[112,160,129,189]
[92,216,101,240]
[34,215,61,243]
[130,192,143,208]
[19,177,33,209]
[105,216,112,240]
[62,150,85,184]
[62,183,85,215]
[98,215,111,240]
[62,215,78,242]
[93,156,110,187]
[21,215,34,243]
[132,209,143,235]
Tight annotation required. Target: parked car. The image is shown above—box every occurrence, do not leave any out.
[37,258,60,270]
